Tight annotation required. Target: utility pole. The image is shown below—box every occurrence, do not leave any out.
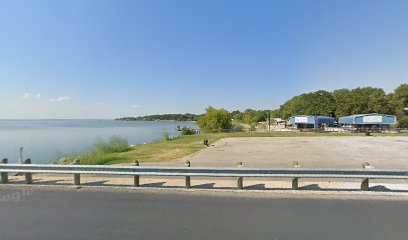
[264,110,271,132]
[19,147,23,164]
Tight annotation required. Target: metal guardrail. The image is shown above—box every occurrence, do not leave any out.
[1,158,407,191]
[1,164,408,178]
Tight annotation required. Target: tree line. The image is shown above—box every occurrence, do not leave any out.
[230,85,408,127]
[197,84,408,131]
[277,84,408,121]
[116,113,201,122]
[117,84,408,129]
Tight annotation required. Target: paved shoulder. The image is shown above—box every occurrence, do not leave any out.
[0,187,407,240]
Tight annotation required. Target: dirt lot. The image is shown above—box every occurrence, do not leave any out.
[145,137,408,169]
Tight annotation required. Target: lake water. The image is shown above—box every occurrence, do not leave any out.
[0,120,197,164]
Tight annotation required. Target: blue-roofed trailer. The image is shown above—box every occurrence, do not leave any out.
[338,113,397,132]
[288,115,335,129]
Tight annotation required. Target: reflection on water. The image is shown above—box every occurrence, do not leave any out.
[0,120,197,164]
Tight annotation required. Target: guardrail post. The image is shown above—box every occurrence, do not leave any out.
[361,179,369,191]
[237,161,243,189]
[185,160,191,188]
[292,161,300,190]
[362,162,371,168]
[1,158,8,183]
[73,159,80,186]
[23,158,32,184]
[134,160,140,187]
[292,178,299,190]
[361,162,371,191]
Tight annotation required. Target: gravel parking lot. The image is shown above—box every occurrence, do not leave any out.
[163,137,408,169]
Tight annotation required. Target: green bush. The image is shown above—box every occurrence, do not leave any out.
[58,136,130,165]
[163,132,181,141]
[109,135,129,152]
[231,125,244,132]
[163,132,171,141]
[93,140,111,153]
[398,116,408,128]
[181,127,195,135]
[197,106,232,132]
[93,135,129,154]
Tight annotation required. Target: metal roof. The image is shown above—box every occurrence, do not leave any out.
[338,113,397,125]
[289,115,335,125]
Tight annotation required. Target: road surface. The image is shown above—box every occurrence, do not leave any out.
[0,187,407,240]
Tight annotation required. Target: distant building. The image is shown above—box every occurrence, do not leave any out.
[273,118,286,126]
[288,115,335,129]
[338,113,397,132]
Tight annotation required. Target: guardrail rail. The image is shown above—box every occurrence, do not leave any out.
[1,158,407,191]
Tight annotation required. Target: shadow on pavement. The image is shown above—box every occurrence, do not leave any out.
[301,184,322,190]
[141,182,166,188]
[4,176,408,193]
[245,184,266,190]
[192,183,216,189]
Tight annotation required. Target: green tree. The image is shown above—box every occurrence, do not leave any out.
[230,109,270,126]
[398,116,408,128]
[332,89,353,117]
[366,88,391,114]
[350,87,390,114]
[279,90,335,118]
[333,87,391,117]
[270,109,281,118]
[240,109,267,125]
[389,84,408,118]
[197,106,232,132]
[232,111,243,121]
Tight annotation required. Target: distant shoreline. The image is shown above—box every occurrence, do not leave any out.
[115,113,201,122]
[116,119,197,122]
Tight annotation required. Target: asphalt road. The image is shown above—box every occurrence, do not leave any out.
[0,187,407,240]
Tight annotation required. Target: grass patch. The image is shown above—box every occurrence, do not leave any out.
[59,131,408,165]
[58,135,132,165]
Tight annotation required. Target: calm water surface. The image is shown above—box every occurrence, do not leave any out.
[0,120,197,164]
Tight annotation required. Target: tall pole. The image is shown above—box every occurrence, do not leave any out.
[19,147,23,164]
[264,110,271,132]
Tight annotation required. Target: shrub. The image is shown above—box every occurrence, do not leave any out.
[398,116,408,128]
[181,127,195,135]
[108,135,129,152]
[163,132,171,141]
[93,140,111,153]
[231,125,244,132]
[93,135,129,154]
[197,106,232,132]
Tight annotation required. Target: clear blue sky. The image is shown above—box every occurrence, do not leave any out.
[1,0,407,119]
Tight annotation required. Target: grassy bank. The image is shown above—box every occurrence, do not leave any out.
[58,132,408,165]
